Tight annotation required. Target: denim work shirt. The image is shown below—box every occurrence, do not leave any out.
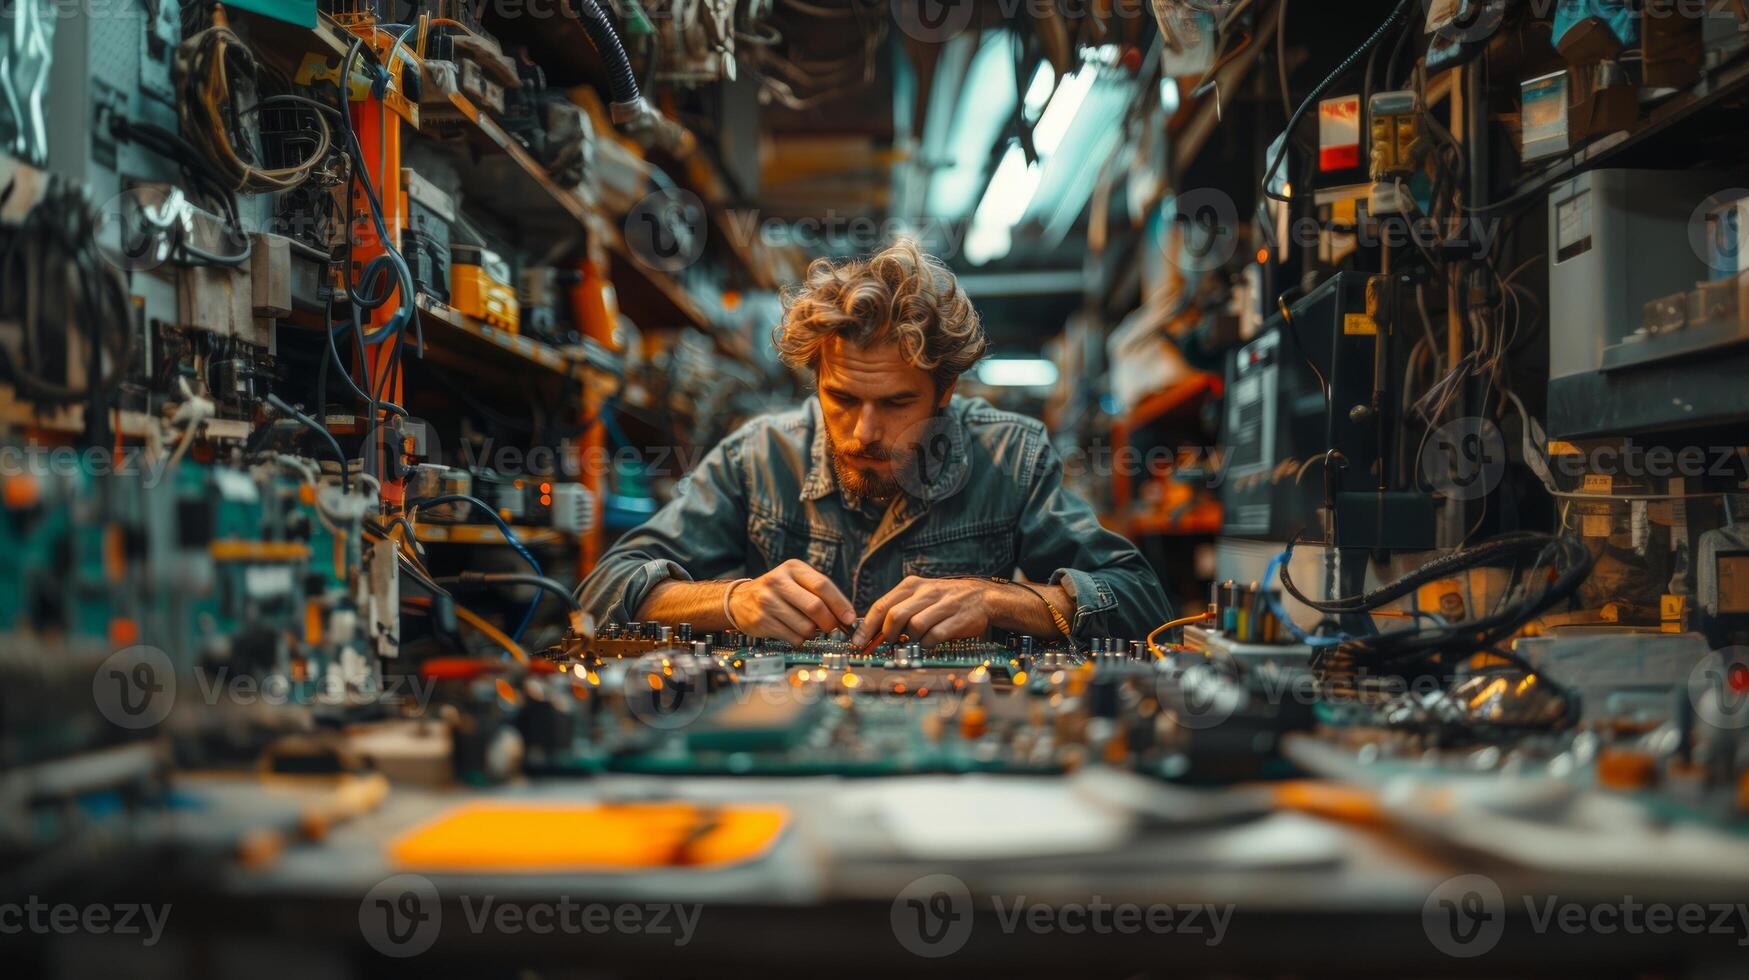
[577,396,1173,641]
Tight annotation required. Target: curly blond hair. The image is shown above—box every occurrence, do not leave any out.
[773,240,987,391]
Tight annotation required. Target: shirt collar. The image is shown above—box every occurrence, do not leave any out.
[798,397,971,507]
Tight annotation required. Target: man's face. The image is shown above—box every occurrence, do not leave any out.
[817,335,953,502]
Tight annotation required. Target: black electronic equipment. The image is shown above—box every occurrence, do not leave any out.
[1222,272,1435,550]
[1221,323,1325,541]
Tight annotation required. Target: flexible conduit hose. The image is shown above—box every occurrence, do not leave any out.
[569,0,642,113]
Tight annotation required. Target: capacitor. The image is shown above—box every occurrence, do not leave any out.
[658,625,673,644]
[1088,676,1121,719]
[677,623,693,642]
[1223,581,1243,635]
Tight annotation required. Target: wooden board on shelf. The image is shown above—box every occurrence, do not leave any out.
[0,387,156,440]
[603,231,713,332]
[413,294,583,383]
[427,88,595,252]
[415,523,570,548]
[1122,373,1223,433]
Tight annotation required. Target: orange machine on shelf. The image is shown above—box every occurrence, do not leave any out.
[450,243,520,333]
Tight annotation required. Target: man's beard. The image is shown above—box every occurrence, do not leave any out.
[828,432,901,503]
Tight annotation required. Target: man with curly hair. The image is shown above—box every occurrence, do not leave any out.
[578,241,1171,648]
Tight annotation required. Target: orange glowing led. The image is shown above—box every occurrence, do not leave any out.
[3,475,40,509]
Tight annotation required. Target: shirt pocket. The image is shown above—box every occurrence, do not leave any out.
[901,527,1015,579]
[747,512,842,578]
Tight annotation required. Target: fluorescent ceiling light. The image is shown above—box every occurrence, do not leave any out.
[1083,43,1121,65]
[973,143,1040,228]
[963,223,1014,267]
[977,358,1061,388]
[1032,64,1096,157]
[1023,64,1055,121]
[926,31,1020,219]
[965,142,1043,265]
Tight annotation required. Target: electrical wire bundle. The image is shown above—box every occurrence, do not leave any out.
[407,494,548,647]
[1276,531,1595,677]
[174,7,333,194]
[0,178,135,406]
[1262,0,1416,204]
[369,516,543,664]
[742,0,886,112]
[306,31,419,487]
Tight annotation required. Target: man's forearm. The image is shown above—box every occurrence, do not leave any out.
[636,578,739,631]
[642,577,1073,643]
[987,581,1076,641]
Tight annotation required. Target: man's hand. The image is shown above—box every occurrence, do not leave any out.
[728,559,857,644]
[851,576,998,650]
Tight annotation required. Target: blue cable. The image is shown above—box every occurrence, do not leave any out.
[410,494,544,645]
[338,38,416,349]
[1262,548,1348,649]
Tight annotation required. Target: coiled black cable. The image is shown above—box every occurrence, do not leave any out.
[1279,531,1566,615]
[569,0,641,108]
[1291,533,1595,673]
[434,573,582,612]
[263,393,350,492]
[0,179,136,405]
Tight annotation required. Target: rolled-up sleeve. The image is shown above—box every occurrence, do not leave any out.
[1016,438,1174,640]
[575,437,750,626]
